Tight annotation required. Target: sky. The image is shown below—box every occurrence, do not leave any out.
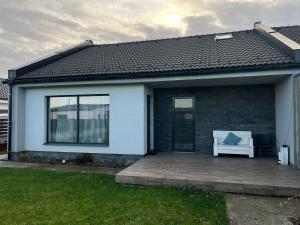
[0,0,299,78]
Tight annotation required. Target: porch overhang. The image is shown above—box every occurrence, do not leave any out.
[8,68,299,88]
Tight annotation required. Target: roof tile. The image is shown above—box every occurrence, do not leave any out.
[15,26,300,82]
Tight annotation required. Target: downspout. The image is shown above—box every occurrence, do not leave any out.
[7,70,16,161]
[7,80,12,160]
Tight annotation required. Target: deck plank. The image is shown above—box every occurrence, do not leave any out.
[116,153,300,196]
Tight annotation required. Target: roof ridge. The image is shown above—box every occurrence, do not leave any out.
[272,25,300,29]
[93,25,300,47]
[93,28,255,47]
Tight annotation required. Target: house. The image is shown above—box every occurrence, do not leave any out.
[6,22,300,168]
[0,79,8,148]
[0,79,8,115]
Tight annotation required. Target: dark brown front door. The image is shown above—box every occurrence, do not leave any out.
[172,97,195,152]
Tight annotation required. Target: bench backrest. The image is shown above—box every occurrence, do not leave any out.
[213,131,252,145]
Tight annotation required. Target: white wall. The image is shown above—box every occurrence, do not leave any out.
[275,76,295,164]
[12,84,148,155]
[293,74,300,168]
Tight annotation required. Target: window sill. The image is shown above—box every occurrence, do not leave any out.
[43,142,109,147]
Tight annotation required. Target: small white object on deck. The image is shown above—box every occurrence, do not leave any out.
[213,131,254,158]
[279,146,289,165]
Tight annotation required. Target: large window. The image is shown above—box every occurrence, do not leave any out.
[47,95,109,144]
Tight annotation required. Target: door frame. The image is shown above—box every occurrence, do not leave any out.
[147,95,151,153]
[172,96,195,152]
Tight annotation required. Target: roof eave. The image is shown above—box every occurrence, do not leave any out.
[11,62,300,85]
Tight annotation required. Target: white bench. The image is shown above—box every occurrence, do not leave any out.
[213,131,254,158]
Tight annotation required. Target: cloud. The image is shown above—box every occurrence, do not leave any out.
[135,24,181,40]
[0,0,299,77]
[181,0,300,32]
[184,15,225,35]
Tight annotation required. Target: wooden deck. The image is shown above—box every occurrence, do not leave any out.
[116,153,300,196]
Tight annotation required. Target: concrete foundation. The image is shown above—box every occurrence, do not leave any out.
[10,151,143,167]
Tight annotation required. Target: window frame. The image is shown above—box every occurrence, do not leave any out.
[46,94,109,146]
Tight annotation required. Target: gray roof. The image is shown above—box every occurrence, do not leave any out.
[13,25,300,83]
[274,25,300,45]
[0,79,8,100]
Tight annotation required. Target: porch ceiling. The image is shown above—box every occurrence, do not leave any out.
[147,74,289,88]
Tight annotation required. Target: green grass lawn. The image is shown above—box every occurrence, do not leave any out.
[0,168,228,225]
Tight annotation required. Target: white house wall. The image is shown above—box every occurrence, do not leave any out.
[12,84,148,155]
[293,74,300,168]
[275,76,295,164]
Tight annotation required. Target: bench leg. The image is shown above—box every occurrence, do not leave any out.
[249,148,254,158]
[213,148,218,157]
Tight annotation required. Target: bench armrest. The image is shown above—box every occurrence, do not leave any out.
[213,137,218,146]
[249,138,254,147]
